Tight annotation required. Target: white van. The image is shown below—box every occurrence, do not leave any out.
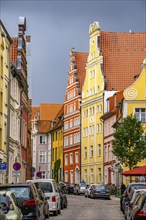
[27,179,61,216]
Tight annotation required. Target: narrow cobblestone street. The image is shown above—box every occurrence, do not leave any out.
[50,195,124,220]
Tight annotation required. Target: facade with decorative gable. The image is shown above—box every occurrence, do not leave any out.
[63,49,87,184]
[81,21,146,185]
[122,58,146,181]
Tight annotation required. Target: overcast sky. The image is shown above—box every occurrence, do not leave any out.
[0,0,145,105]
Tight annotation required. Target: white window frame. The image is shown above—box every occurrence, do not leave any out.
[39,151,46,163]
[65,154,68,166]
[97,144,101,156]
[75,152,78,163]
[70,153,73,165]
[41,171,46,179]
[40,135,46,144]
[65,171,68,182]
[135,108,146,122]
[90,146,93,157]
[84,147,87,158]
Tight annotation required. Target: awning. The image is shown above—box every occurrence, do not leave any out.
[122,165,146,176]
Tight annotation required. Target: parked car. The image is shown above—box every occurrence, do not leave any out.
[0,191,21,220]
[120,182,146,213]
[124,188,146,220]
[27,179,61,216]
[85,184,95,198]
[0,183,45,220]
[74,183,87,195]
[37,188,49,218]
[58,183,68,210]
[90,184,110,200]
[0,191,22,220]
[65,184,75,194]
[130,191,146,220]
[0,209,8,220]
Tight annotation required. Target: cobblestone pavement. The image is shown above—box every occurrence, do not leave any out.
[48,194,125,220]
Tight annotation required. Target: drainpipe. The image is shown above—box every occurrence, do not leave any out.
[6,50,11,184]
[19,89,23,182]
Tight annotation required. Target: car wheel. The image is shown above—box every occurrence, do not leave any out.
[64,200,67,208]
[58,207,61,214]
[53,210,58,216]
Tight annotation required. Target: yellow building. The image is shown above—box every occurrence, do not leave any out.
[0,20,12,183]
[123,58,146,179]
[51,106,64,182]
[81,22,105,184]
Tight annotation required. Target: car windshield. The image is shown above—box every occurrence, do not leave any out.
[5,187,31,199]
[35,182,53,193]
[80,184,86,187]
[95,185,106,190]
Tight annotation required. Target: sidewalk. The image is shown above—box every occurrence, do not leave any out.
[110,195,120,201]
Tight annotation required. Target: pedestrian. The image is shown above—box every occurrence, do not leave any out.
[121,183,126,195]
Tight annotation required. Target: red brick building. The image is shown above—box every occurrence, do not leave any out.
[63,49,88,184]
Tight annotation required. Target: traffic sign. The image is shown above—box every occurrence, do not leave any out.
[13,163,21,171]
[36,172,42,178]
[12,171,21,177]
[0,163,7,171]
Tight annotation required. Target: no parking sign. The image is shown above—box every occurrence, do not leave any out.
[13,162,21,171]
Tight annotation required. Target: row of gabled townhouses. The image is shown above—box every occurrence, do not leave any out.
[31,21,146,186]
[0,18,32,184]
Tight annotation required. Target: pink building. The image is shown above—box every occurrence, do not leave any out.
[101,91,123,186]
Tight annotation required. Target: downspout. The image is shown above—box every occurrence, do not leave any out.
[80,99,82,183]
[19,89,23,182]
[102,91,105,184]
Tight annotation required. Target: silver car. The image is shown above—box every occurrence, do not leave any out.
[27,179,61,216]
[74,183,87,195]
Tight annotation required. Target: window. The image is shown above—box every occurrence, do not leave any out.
[98,168,101,183]
[70,153,73,164]
[90,146,93,157]
[65,154,68,166]
[85,127,88,136]
[90,169,94,183]
[135,108,146,122]
[70,135,73,145]
[40,136,46,144]
[97,124,99,133]
[74,102,76,111]
[97,144,101,156]
[99,123,102,133]
[75,152,78,163]
[70,119,73,128]
[41,171,46,179]
[70,170,73,183]
[84,147,87,158]
[65,171,68,182]
[39,151,46,163]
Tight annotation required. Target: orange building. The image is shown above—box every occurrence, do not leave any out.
[63,48,88,184]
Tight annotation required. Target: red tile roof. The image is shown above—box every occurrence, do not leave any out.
[75,52,88,91]
[10,37,18,64]
[100,32,146,91]
[31,103,63,121]
[37,120,51,133]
